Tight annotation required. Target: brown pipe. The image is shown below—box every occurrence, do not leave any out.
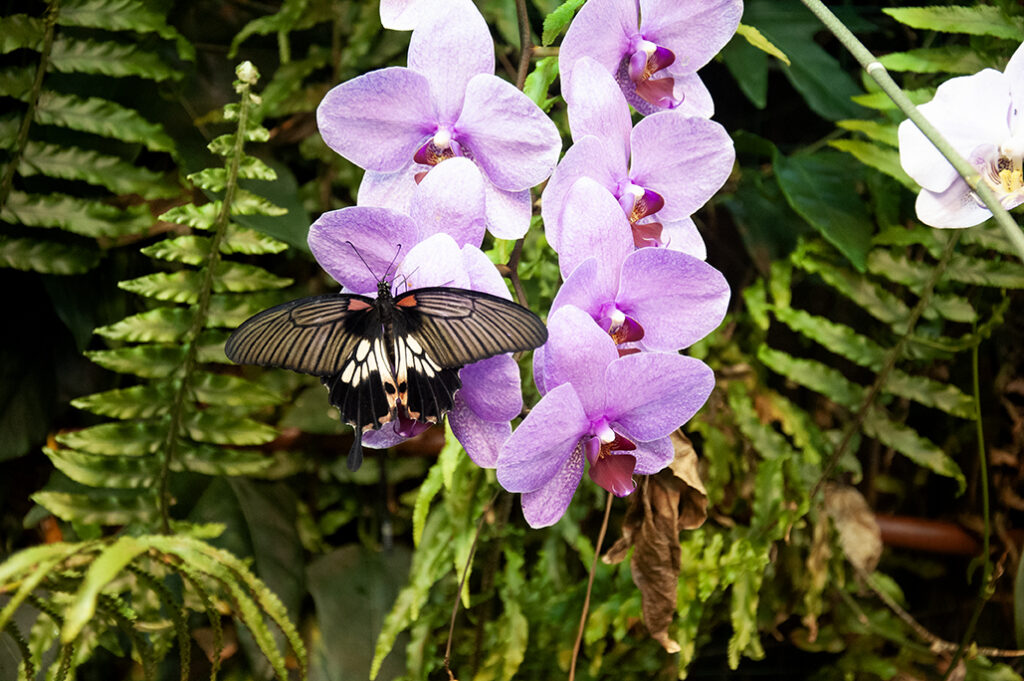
[876,515,981,555]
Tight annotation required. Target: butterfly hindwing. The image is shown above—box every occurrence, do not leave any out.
[392,287,549,368]
[391,333,461,423]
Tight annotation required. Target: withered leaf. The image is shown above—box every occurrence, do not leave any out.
[824,483,882,573]
[601,431,709,653]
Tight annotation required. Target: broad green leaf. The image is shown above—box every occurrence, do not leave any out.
[95,307,192,342]
[33,91,174,152]
[49,36,181,81]
[412,461,444,547]
[721,32,769,110]
[57,0,195,60]
[0,236,99,274]
[176,442,272,476]
[222,224,288,255]
[835,120,899,148]
[184,411,278,446]
[62,536,149,642]
[72,383,174,419]
[231,189,287,216]
[884,371,974,419]
[189,168,227,192]
[86,344,187,378]
[238,156,277,181]
[851,87,934,111]
[0,67,34,101]
[119,270,201,303]
[141,235,211,265]
[523,56,559,112]
[192,372,283,408]
[878,46,1001,75]
[773,306,887,370]
[541,0,584,45]
[32,489,159,524]
[20,141,176,198]
[0,15,44,53]
[736,22,789,64]
[758,346,864,408]
[884,6,1024,40]
[774,150,873,271]
[56,420,167,456]
[214,261,292,293]
[160,202,219,229]
[862,409,965,492]
[828,139,916,190]
[44,447,157,488]
[2,191,153,238]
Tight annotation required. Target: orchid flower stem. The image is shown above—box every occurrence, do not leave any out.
[568,492,614,681]
[799,0,1024,264]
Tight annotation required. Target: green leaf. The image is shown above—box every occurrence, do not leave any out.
[772,306,887,371]
[862,410,965,492]
[835,119,898,148]
[758,346,864,408]
[32,489,159,524]
[184,410,278,446]
[735,23,789,65]
[56,0,195,60]
[0,236,99,274]
[72,383,174,419]
[95,307,192,342]
[20,141,177,199]
[884,371,974,419]
[945,253,1024,288]
[221,224,288,255]
[160,202,219,229]
[884,5,1024,40]
[0,555,66,633]
[865,251,978,323]
[62,536,149,642]
[541,0,584,45]
[774,150,873,271]
[878,46,1001,75]
[721,33,769,110]
[231,189,287,217]
[140,235,211,265]
[828,139,916,190]
[56,420,166,456]
[118,270,201,303]
[177,442,273,476]
[0,67,34,100]
[0,542,88,586]
[33,91,175,152]
[86,344,187,378]
[49,36,181,81]
[44,447,157,488]
[189,168,227,192]
[2,191,153,238]
[192,372,283,408]
[214,261,293,293]
[523,56,559,112]
[0,15,45,53]
[412,461,444,547]
[852,87,934,111]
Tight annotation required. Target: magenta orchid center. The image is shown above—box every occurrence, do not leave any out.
[625,35,678,109]
[598,303,644,344]
[616,182,666,248]
[973,138,1024,208]
[414,127,465,178]
[584,420,637,497]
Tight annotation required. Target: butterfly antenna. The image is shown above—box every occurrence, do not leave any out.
[344,240,379,281]
[384,243,403,282]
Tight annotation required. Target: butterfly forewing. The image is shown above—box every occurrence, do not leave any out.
[224,294,377,376]
[395,288,548,368]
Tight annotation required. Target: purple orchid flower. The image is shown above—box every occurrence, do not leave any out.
[317,1,561,239]
[380,0,462,31]
[898,42,1024,228]
[496,305,715,528]
[559,0,742,117]
[307,202,522,468]
[550,177,730,351]
[541,58,734,257]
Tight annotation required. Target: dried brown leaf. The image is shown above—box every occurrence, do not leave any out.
[824,483,882,573]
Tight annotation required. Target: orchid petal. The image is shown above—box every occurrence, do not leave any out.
[520,445,585,528]
[914,180,993,229]
[461,244,512,299]
[456,74,562,191]
[317,68,435,172]
[541,136,625,252]
[1007,42,1024,135]
[618,248,729,351]
[398,233,471,289]
[559,0,638,95]
[407,0,493,123]
[589,453,637,496]
[409,157,487,248]
[566,57,632,165]
[631,436,674,475]
[357,165,419,214]
[482,182,532,239]
[606,353,714,441]
[630,112,734,220]
[497,382,589,492]
[361,424,411,449]
[450,393,511,468]
[550,258,616,322]
[660,216,706,258]
[308,207,419,293]
[639,0,742,73]
[458,355,522,423]
[542,305,618,417]
[557,177,634,280]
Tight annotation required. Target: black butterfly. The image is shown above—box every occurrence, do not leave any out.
[225,277,548,470]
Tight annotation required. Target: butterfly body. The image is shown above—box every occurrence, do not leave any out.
[225,280,547,470]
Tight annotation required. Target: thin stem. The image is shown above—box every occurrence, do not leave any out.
[941,340,995,679]
[811,231,962,498]
[799,0,1024,263]
[0,0,58,211]
[514,0,533,90]
[443,491,500,681]
[158,67,257,532]
[568,493,614,681]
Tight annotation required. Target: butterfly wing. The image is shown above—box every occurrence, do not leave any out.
[388,287,548,423]
[224,294,399,469]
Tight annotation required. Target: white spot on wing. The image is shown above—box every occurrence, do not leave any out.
[355,340,371,361]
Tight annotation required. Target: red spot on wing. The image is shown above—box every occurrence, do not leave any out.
[396,294,417,308]
[348,299,372,311]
